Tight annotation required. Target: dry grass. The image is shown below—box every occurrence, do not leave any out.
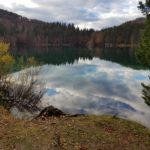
[0,106,150,150]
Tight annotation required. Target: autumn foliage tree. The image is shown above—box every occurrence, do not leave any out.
[0,43,14,76]
[0,42,44,112]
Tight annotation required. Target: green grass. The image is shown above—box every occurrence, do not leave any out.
[0,106,150,150]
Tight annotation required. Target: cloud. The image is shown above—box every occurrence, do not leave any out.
[0,0,145,29]
[37,58,150,128]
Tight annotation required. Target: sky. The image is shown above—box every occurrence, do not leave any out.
[38,58,150,128]
[0,0,145,30]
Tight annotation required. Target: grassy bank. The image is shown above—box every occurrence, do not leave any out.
[0,106,150,150]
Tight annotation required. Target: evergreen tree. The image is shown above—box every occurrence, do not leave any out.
[136,0,150,106]
[141,77,150,106]
[136,1,150,66]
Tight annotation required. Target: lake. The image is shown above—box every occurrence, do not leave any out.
[14,47,150,128]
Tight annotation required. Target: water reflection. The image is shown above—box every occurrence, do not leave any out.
[12,46,144,69]
[38,58,150,128]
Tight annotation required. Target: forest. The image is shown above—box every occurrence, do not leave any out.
[0,9,146,49]
[0,9,93,48]
[89,18,145,48]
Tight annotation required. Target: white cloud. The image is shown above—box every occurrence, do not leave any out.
[0,0,37,8]
[0,0,145,29]
[37,58,150,128]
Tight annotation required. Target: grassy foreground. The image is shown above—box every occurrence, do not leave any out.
[0,106,150,150]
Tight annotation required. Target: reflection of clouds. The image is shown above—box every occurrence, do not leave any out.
[39,58,150,128]
[44,88,59,96]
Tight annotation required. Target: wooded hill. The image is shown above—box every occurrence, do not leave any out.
[0,8,146,48]
[0,9,93,47]
[89,18,145,48]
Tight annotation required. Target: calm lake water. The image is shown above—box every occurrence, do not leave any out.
[14,47,150,128]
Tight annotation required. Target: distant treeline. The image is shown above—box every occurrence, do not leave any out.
[0,9,94,47]
[89,18,145,48]
[0,9,146,48]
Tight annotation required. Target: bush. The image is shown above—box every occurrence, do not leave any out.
[0,42,44,112]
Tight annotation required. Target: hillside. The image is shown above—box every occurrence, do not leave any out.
[0,9,146,48]
[89,18,145,48]
[0,9,93,47]
[0,106,150,150]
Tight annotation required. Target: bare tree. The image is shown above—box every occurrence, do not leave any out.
[0,67,45,112]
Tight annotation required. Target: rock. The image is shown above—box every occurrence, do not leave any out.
[10,106,40,120]
[10,105,65,120]
[36,106,65,119]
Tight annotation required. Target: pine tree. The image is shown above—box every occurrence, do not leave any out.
[136,1,150,66]
[136,0,150,106]
[141,77,150,106]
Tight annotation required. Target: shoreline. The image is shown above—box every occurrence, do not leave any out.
[1,106,150,149]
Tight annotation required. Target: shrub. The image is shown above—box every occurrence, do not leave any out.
[0,42,44,112]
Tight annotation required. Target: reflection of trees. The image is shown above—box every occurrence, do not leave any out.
[12,46,146,69]
[12,47,93,66]
[92,48,144,69]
